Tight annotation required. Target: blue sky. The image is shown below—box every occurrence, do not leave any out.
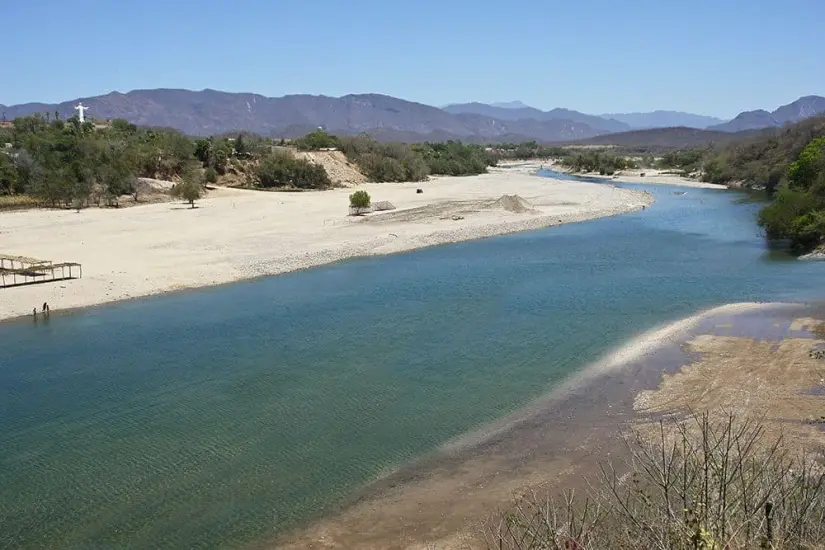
[3,0,823,118]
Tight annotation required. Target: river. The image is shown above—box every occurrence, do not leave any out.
[0,171,822,548]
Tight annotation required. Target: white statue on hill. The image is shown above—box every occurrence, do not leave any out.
[74,102,89,123]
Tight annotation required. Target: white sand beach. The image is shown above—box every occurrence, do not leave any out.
[0,170,652,321]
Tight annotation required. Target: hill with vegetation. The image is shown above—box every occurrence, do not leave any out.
[0,115,499,210]
[652,116,825,252]
[710,95,825,132]
[568,126,758,150]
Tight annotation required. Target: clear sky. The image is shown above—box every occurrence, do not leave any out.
[3,0,823,118]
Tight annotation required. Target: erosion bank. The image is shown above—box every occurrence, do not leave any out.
[0,171,652,321]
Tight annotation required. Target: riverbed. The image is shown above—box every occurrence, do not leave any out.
[1,174,823,548]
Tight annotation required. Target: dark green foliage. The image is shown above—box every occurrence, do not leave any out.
[349,189,371,214]
[194,137,233,174]
[204,167,218,183]
[335,134,492,182]
[414,141,494,176]
[338,136,430,182]
[787,136,825,190]
[657,148,707,174]
[171,166,203,208]
[560,151,637,175]
[0,152,19,195]
[255,152,332,189]
[756,134,825,251]
[292,129,340,151]
[699,116,825,190]
[487,141,568,160]
[4,114,219,208]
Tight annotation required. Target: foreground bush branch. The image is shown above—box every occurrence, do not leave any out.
[483,413,825,549]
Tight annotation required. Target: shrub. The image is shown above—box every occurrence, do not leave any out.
[204,167,218,183]
[256,152,332,189]
[293,130,340,151]
[339,136,430,182]
[349,190,371,215]
[171,168,203,208]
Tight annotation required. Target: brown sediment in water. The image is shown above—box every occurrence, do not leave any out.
[273,303,825,550]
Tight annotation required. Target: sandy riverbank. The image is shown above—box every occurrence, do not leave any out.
[274,302,825,550]
[547,161,727,189]
[0,170,651,321]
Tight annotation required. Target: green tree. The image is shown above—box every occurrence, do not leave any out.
[171,168,204,208]
[234,134,246,156]
[349,190,371,214]
[0,153,19,195]
[204,166,218,183]
[787,136,825,190]
[194,138,213,165]
[212,146,229,174]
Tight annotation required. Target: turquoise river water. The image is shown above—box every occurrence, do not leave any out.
[1,171,824,548]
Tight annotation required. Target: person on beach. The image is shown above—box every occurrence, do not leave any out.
[33,307,37,318]
[42,302,50,315]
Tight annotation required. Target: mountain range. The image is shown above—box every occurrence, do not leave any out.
[709,96,825,132]
[1,90,823,143]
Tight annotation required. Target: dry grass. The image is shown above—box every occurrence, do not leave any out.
[0,194,39,210]
[483,414,825,549]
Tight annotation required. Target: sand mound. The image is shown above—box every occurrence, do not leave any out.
[490,194,535,213]
[295,150,366,186]
[372,201,396,212]
[136,177,175,192]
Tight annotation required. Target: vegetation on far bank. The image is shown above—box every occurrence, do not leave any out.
[293,129,496,181]
[549,116,825,252]
[0,121,500,209]
[3,112,825,252]
[652,116,825,252]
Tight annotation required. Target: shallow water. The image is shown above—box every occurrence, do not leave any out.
[1,173,823,548]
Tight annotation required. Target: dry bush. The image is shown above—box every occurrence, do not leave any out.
[483,413,825,549]
[0,194,38,210]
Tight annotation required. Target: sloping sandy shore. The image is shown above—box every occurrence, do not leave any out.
[274,303,823,550]
[0,171,651,321]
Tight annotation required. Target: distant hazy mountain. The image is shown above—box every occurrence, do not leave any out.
[0,90,610,142]
[711,110,779,133]
[772,95,825,124]
[489,101,532,109]
[572,126,763,149]
[8,89,818,142]
[711,95,825,132]
[442,102,630,133]
[600,110,724,129]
